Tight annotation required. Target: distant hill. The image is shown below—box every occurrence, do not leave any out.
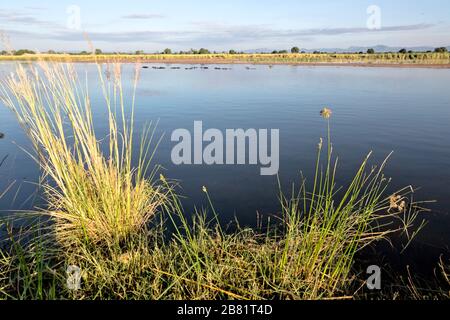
[242,48,275,54]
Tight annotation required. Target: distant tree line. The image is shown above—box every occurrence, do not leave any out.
[0,49,36,56]
[1,47,449,56]
[434,47,448,53]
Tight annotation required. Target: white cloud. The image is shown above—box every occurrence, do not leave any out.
[122,14,165,20]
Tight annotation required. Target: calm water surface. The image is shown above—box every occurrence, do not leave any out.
[1,63,449,270]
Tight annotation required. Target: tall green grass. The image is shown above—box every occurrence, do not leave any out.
[0,61,428,300]
[0,62,166,248]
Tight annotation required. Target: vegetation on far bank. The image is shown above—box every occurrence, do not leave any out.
[0,60,448,300]
[1,50,450,66]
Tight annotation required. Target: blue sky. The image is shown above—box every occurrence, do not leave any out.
[1,0,449,52]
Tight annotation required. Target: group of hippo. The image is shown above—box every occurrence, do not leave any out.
[141,65,257,71]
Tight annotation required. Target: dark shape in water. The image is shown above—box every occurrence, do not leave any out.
[0,155,7,167]
[142,66,149,69]
[0,132,4,139]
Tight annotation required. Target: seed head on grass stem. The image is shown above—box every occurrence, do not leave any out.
[320,107,332,119]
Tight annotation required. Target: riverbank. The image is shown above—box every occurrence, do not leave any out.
[1,53,450,68]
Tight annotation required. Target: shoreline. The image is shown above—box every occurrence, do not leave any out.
[139,60,450,69]
[1,54,450,69]
[2,59,450,69]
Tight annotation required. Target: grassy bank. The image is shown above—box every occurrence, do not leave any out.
[1,52,450,66]
[0,61,445,300]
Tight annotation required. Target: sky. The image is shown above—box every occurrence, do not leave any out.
[1,0,450,52]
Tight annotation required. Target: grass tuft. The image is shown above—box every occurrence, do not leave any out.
[0,62,166,248]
